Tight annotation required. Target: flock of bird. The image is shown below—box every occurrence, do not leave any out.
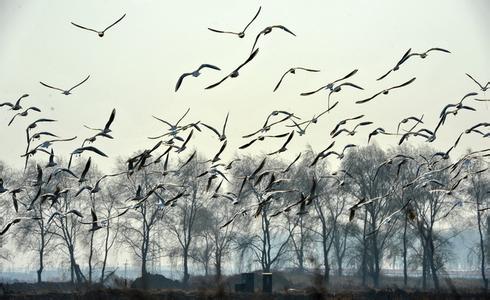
[0,7,489,240]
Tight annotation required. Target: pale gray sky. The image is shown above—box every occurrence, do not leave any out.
[0,0,489,172]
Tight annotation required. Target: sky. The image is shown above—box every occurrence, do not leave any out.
[0,0,489,172]
[0,0,490,272]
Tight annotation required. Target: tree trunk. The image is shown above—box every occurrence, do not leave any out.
[215,250,222,281]
[100,222,111,283]
[88,230,95,283]
[427,234,440,290]
[477,203,488,289]
[361,209,368,287]
[183,248,190,287]
[37,236,44,283]
[402,215,408,287]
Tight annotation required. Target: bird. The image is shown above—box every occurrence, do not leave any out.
[396,115,424,135]
[40,75,90,95]
[282,153,302,173]
[78,157,92,183]
[356,77,416,104]
[68,146,107,169]
[331,121,373,138]
[330,115,365,136]
[273,67,320,92]
[399,47,451,62]
[8,107,41,126]
[149,108,191,139]
[300,69,359,97]
[326,82,364,109]
[239,133,290,150]
[465,73,489,92]
[175,64,221,92]
[84,108,116,135]
[9,188,24,213]
[251,25,296,54]
[206,48,259,89]
[368,127,397,144]
[88,208,103,232]
[0,94,29,111]
[322,144,357,160]
[268,131,295,155]
[310,141,335,167]
[208,6,261,39]
[47,210,83,225]
[0,178,8,194]
[377,48,412,81]
[210,140,228,163]
[71,14,126,37]
[1,217,42,236]
[201,112,229,141]
[46,149,57,168]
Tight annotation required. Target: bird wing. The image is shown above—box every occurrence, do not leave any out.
[465,73,484,90]
[356,91,384,104]
[205,75,229,89]
[39,81,65,92]
[222,112,229,135]
[207,28,239,35]
[239,139,258,149]
[300,84,329,96]
[199,64,221,72]
[280,131,295,148]
[242,6,262,32]
[214,140,227,160]
[0,102,13,108]
[236,48,259,72]
[175,73,192,92]
[296,67,320,72]
[338,82,364,90]
[272,25,296,36]
[8,113,20,126]
[79,157,92,181]
[273,69,290,92]
[104,108,116,131]
[333,69,358,84]
[176,108,191,126]
[426,47,450,54]
[388,77,416,91]
[201,123,221,138]
[283,153,301,172]
[68,75,90,92]
[103,13,126,32]
[76,146,108,157]
[71,22,99,33]
[376,69,392,81]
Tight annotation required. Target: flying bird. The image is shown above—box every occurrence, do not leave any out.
[356,77,416,104]
[71,14,126,37]
[8,107,41,126]
[0,94,29,111]
[175,64,221,92]
[201,112,229,141]
[274,67,320,92]
[84,108,116,135]
[40,75,90,95]
[377,48,412,81]
[251,25,296,54]
[330,115,365,136]
[268,131,295,155]
[1,217,42,236]
[300,69,359,96]
[465,73,489,92]
[208,6,261,39]
[206,48,259,89]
